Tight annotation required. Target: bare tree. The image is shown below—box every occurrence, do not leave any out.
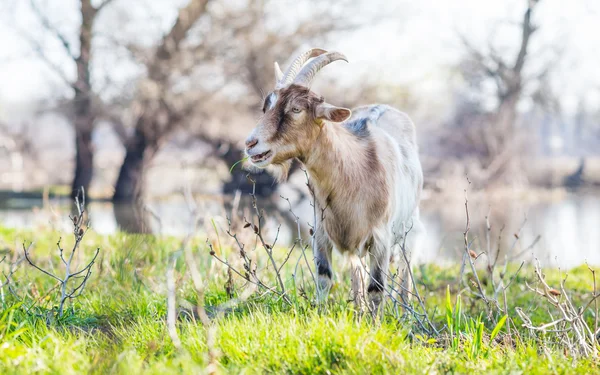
[445,0,556,185]
[18,0,116,200]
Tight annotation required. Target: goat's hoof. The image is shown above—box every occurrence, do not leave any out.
[367,291,384,318]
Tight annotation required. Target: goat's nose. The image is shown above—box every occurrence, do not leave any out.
[245,138,258,150]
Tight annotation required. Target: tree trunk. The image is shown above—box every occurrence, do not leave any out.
[70,0,97,200]
[112,125,155,233]
[71,128,94,199]
[113,127,153,203]
[70,94,95,199]
[112,199,151,234]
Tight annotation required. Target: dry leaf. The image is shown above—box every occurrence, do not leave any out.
[548,288,561,296]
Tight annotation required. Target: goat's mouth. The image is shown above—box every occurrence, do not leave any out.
[249,150,273,166]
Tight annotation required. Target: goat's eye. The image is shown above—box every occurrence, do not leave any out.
[291,107,302,113]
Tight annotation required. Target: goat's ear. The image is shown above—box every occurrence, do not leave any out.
[316,103,352,123]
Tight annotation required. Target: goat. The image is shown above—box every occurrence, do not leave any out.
[244,48,424,311]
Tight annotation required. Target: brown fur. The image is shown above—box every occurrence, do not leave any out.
[306,121,389,253]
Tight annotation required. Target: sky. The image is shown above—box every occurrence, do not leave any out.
[0,0,599,122]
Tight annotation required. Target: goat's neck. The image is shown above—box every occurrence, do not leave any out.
[302,122,370,204]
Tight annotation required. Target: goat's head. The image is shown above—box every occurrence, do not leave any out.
[245,49,351,178]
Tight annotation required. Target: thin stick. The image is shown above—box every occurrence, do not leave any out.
[462,178,488,304]
[248,176,287,296]
[587,264,598,338]
[166,254,181,350]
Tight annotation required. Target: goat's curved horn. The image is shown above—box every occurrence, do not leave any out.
[274,62,284,83]
[277,48,327,88]
[293,52,348,87]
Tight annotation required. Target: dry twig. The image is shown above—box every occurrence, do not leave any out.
[22,188,99,318]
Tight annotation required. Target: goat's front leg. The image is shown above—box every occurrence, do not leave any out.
[368,227,391,313]
[350,254,367,311]
[313,226,333,303]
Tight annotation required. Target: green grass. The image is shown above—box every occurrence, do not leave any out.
[0,225,598,374]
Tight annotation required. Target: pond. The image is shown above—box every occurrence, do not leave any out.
[1,191,599,269]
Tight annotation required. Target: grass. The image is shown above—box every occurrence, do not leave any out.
[0,224,599,374]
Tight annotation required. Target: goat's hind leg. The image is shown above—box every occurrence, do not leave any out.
[367,228,391,314]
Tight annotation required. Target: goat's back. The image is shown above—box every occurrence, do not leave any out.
[350,104,417,148]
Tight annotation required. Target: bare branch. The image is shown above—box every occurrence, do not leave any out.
[166,253,182,350]
[23,188,100,319]
[96,0,117,13]
[462,177,489,303]
[513,0,540,74]
[518,258,599,358]
[28,0,76,60]
[23,243,63,283]
[16,29,75,89]
[149,0,211,80]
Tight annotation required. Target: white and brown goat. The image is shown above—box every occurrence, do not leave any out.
[245,48,424,310]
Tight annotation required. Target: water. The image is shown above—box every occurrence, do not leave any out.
[419,192,600,269]
[1,192,599,269]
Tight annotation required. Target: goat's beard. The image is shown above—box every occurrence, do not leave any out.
[267,159,293,183]
[242,159,292,183]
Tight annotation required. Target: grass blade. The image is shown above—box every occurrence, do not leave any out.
[490,314,508,342]
[229,157,249,173]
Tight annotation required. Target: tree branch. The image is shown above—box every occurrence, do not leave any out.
[16,28,75,89]
[513,0,540,74]
[29,0,76,60]
[150,0,211,79]
[96,0,117,13]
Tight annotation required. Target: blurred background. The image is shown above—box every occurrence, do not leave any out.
[0,0,599,267]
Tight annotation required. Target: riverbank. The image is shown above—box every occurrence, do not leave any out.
[3,186,600,269]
